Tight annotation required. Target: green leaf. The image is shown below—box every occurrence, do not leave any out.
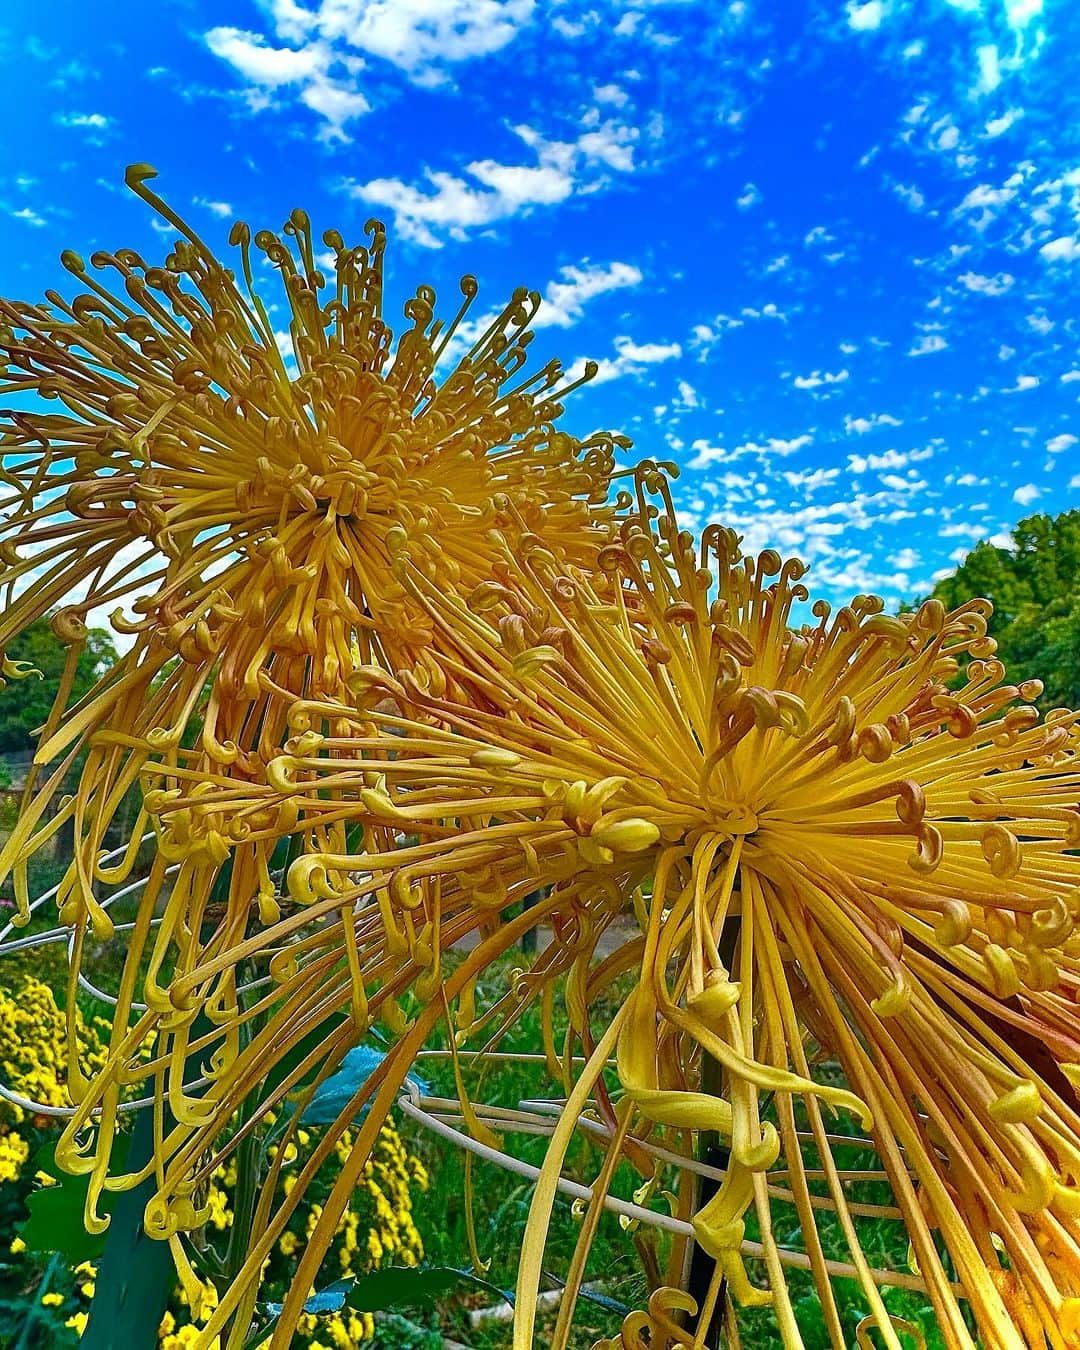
[262,1278,354,1319]
[290,1045,428,1128]
[251,1269,500,1349]
[346,1265,510,1314]
[16,1140,123,1263]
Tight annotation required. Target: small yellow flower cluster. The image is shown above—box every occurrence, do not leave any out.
[162,1292,221,1349]
[49,1122,424,1347]
[298,1308,376,1348]
[0,1128,28,1183]
[205,1181,233,1232]
[0,974,109,1126]
[279,1121,427,1282]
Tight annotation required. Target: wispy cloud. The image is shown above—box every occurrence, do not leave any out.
[847,2,887,32]
[736,181,761,210]
[54,110,111,133]
[345,118,637,245]
[193,196,233,218]
[791,369,849,390]
[844,412,902,434]
[206,1,535,138]
[568,335,681,386]
[8,206,46,227]
[957,270,1013,294]
[1040,235,1080,262]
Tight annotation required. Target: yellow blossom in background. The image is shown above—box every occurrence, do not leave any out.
[56,1121,421,1347]
[0,1130,28,1184]
[81,470,1080,1348]
[0,973,109,1125]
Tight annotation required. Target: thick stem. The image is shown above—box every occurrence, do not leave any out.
[80,1106,177,1350]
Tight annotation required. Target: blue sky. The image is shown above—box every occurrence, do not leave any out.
[1,0,1078,607]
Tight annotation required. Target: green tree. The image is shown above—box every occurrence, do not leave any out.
[932,509,1080,709]
[0,617,117,756]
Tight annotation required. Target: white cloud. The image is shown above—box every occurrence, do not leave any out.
[594,83,628,107]
[792,368,849,389]
[847,1,886,31]
[688,441,726,469]
[941,522,994,539]
[1004,374,1039,392]
[844,412,902,434]
[537,260,642,327]
[1040,236,1080,262]
[194,197,233,218]
[55,111,111,130]
[984,108,1023,137]
[736,182,761,210]
[957,270,1013,294]
[250,0,530,72]
[570,334,681,386]
[783,467,839,493]
[750,435,813,457]
[976,44,1001,94]
[955,181,1016,230]
[908,334,947,355]
[443,258,643,361]
[847,447,931,473]
[1012,483,1040,505]
[9,206,46,227]
[1047,433,1078,455]
[1005,0,1043,29]
[690,304,787,358]
[674,379,699,410]
[804,225,835,247]
[1062,370,1080,384]
[207,1,534,136]
[936,121,960,151]
[893,182,925,211]
[205,28,324,85]
[689,433,812,469]
[348,120,637,245]
[206,28,368,135]
[879,473,926,493]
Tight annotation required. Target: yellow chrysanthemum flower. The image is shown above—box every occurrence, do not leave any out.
[57,474,1080,1348]
[0,162,626,938]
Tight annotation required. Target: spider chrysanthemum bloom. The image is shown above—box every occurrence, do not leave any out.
[0,163,626,933]
[78,477,1080,1349]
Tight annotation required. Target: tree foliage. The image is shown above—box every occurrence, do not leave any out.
[0,618,117,756]
[932,509,1080,709]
